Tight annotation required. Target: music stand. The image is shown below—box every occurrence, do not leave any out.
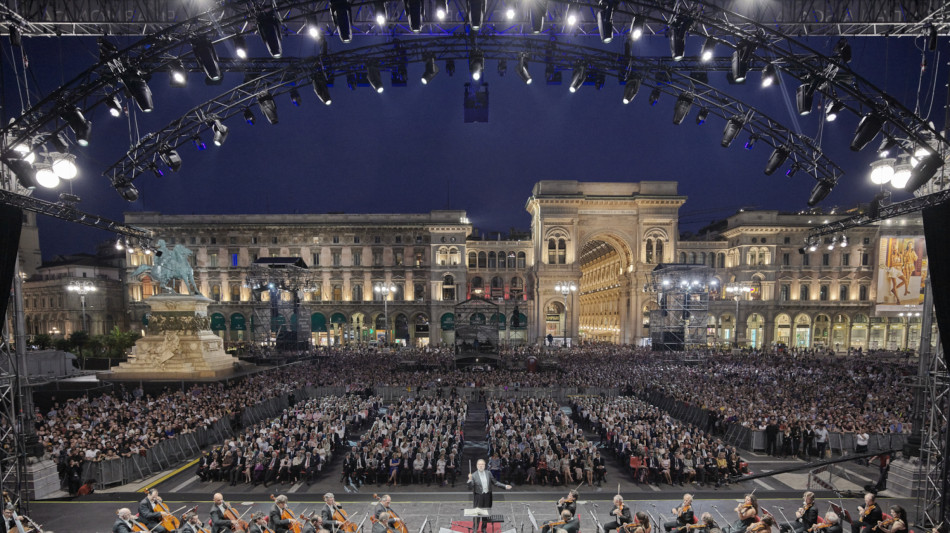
[526,506,539,533]
[466,508,491,533]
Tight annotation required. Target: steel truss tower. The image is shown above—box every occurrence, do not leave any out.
[647,264,713,352]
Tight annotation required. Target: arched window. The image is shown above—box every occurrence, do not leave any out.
[477,252,487,268]
[679,252,687,263]
[437,246,449,266]
[758,249,769,265]
[700,252,707,265]
[718,253,725,268]
[211,284,221,302]
[517,252,526,268]
[557,239,567,264]
[488,251,497,269]
[449,247,460,266]
[690,252,697,264]
[471,277,484,290]
[507,252,516,269]
[839,284,849,301]
[645,240,654,263]
[656,239,664,262]
[468,251,477,268]
[747,247,757,265]
[859,285,868,300]
[230,283,241,302]
[442,275,456,301]
[510,277,524,299]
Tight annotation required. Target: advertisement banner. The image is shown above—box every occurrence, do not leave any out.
[876,236,928,311]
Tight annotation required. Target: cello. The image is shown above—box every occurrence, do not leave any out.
[223,500,250,532]
[372,495,409,533]
[153,496,182,532]
[270,494,303,533]
[326,496,358,533]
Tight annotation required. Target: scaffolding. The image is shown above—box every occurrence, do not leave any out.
[244,258,320,350]
[647,264,713,352]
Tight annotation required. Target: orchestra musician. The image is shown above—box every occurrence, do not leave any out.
[182,512,207,533]
[541,510,580,533]
[467,458,512,533]
[302,515,328,533]
[781,491,818,533]
[557,490,579,518]
[211,493,245,533]
[604,495,633,533]
[112,508,137,533]
[322,493,353,532]
[632,511,653,533]
[695,513,720,533]
[745,516,775,533]
[929,523,947,533]
[270,494,301,533]
[813,512,842,533]
[373,512,399,533]
[374,495,402,526]
[856,493,883,533]
[664,494,695,533]
[247,513,269,533]
[723,494,759,533]
[139,488,171,533]
[875,506,907,533]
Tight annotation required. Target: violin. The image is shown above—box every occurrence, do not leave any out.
[545,519,568,531]
[808,525,833,533]
[270,495,303,533]
[873,518,898,532]
[223,501,250,532]
[153,497,181,532]
[372,494,408,533]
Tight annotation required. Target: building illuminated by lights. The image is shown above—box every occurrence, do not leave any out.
[120,180,933,352]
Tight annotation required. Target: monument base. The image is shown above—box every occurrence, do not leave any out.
[102,294,248,380]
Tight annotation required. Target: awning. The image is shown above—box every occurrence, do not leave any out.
[511,312,528,330]
[210,313,226,331]
[440,313,455,331]
[311,313,327,332]
[330,312,347,324]
[230,313,246,331]
[491,312,506,331]
[470,312,486,325]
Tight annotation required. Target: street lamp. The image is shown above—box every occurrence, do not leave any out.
[67,280,97,333]
[725,284,752,347]
[374,282,397,346]
[554,281,577,347]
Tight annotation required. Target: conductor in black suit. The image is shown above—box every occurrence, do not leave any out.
[467,459,512,533]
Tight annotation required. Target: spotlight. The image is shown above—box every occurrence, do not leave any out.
[115,238,124,251]
[290,87,301,106]
[192,36,222,81]
[906,153,945,191]
[828,237,837,250]
[834,38,852,63]
[798,245,808,255]
[12,143,34,164]
[764,146,790,175]
[731,40,754,82]
[329,0,353,42]
[700,36,715,62]
[516,55,532,84]
[257,92,278,124]
[446,59,456,76]
[877,137,898,158]
[106,93,123,117]
[469,51,485,80]
[785,163,800,177]
[375,2,387,25]
[312,76,332,105]
[668,12,692,61]
[306,16,321,39]
[115,181,140,202]
[648,87,661,105]
[211,119,229,146]
[160,148,182,171]
[760,63,777,87]
[506,6,515,20]
[869,158,895,185]
[528,0,547,33]
[256,9,283,57]
[825,100,844,122]
[35,166,60,189]
[891,159,912,189]
[243,107,256,124]
[807,180,834,207]
[721,116,743,147]
[696,107,708,125]
[497,59,507,77]
[48,131,70,153]
[796,81,816,115]
[169,60,187,87]
[630,14,644,40]
[435,0,448,20]
[566,12,576,26]
[61,105,93,146]
[596,0,616,43]
[621,76,641,104]
[569,63,586,93]
[2,157,37,189]
[744,134,758,150]
[840,235,849,248]
[233,34,248,58]
[122,71,154,112]
[150,162,164,179]
[808,242,818,252]
[468,0,486,29]
[672,93,693,124]
[368,63,384,93]
[422,56,440,84]
[850,113,884,151]
[8,24,21,47]
[51,154,78,180]
[193,135,207,150]
[406,0,424,31]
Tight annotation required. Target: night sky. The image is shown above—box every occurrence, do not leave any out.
[2,31,944,260]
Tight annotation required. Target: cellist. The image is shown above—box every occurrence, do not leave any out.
[373,495,406,533]
[322,493,355,533]
[373,512,398,533]
[139,489,171,533]
[112,508,145,533]
[211,493,247,533]
[270,495,302,533]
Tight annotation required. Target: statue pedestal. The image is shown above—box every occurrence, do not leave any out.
[104,294,243,380]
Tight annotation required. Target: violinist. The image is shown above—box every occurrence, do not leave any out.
[664,494,695,533]
[875,506,907,533]
[604,495,633,533]
[139,489,170,533]
[112,508,137,533]
[723,494,758,533]
[211,493,246,533]
[745,516,775,533]
[372,512,398,533]
[856,493,883,533]
[780,492,817,533]
[811,512,842,533]
[694,513,720,533]
[270,495,301,533]
[556,490,579,518]
[542,511,580,533]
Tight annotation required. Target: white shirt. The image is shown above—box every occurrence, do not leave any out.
[477,470,489,492]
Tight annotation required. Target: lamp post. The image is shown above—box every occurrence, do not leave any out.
[725,284,752,348]
[67,280,97,333]
[374,282,396,346]
[554,281,577,348]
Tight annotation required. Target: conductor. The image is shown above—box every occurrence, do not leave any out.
[467,459,512,533]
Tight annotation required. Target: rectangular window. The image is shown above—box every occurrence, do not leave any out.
[860,285,868,300]
[354,236,361,244]
[209,253,218,268]
[251,237,258,244]
[374,236,381,244]
[332,236,340,244]
[373,250,383,266]
[840,285,849,301]
[230,237,237,244]
[210,237,217,245]
[352,249,362,266]
[842,253,850,266]
[822,253,830,266]
[800,285,810,301]
[780,284,790,301]
[332,251,341,267]
[190,237,197,245]
[802,255,810,266]
[395,236,402,244]
[312,252,320,266]
[820,285,829,301]
[863,237,871,245]
[862,253,870,266]
[272,237,279,244]
[394,251,404,266]
[415,251,424,267]
[784,237,791,244]
[782,253,790,266]
[231,253,238,267]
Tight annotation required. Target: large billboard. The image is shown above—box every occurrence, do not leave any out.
[876,236,928,311]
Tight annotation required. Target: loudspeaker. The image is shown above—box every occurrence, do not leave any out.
[922,201,950,368]
[0,205,24,325]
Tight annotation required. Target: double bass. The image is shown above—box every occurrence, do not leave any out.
[153,496,182,532]
[371,495,409,533]
[270,494,303,533]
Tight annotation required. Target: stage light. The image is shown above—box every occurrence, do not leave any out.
[825,100,844,122]
[312,76,332,105]
[160,148,182,171]
[796,82,816,115]
[668,13,692,61]
[700,36,715,62]
[648,87,660,105]
[115,238,124,251]
[123,70,154,112]
[106,93,123,117]
[12,143,34,164]
[468,0,486,29]
[906,153,945,191]
[256,9,283,57]
[621,76,641,104]
[233,34,248,58]
[61,105,93,146]
[672,93,693,124]
[193,135,207,151]
[115,181,139,202]
[840,235,849,248]
[786,163,800,177]
[596,0,615,43]
[808,242,818,252]
[257,92,278,124]
[569,63,586,93]
[8,24,20,47]
[422,56,440,84]
[331,0,353,42]
[877,137,898,158]
[470,51,485,80]
[516,55,532,84]
[150,163,165,178]
[3,157,37,189]
[807,180,834,207]
[890,158,912,189]
[368,63,384,93]
[850,113,884,151]
[506,6,515,20]
[435,0,448,20]
[696,107,708,125]
[744,134,758,150]
[243,107,256,125]
[869,158,895,185]
[192,36,222,81]
[630,15,644,40]
[566,11,577,26]
[764,146,790,175]
[528,0,547,33]
[51,154,78,180]
[36,166,60,189]
[169,60,187,87]
[731,40,754,82]
[306,16,321,39]
[721,116,743,147]
[290,87,301,106]
[497,59,507,77]
[760,63,777,87]
[406,0,424,31]
[375,2,387,25]
[211,119,229,146]
[834,38,851,63]
[827,237,837,251]
[48,131,70,153]
[928,25,938,51]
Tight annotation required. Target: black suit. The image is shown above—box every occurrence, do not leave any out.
[182,522,207,533]
[271,504,294,533]
[665,506,695,532]
[231,456,247,485]
[467,470,507,533]
[560,518,581,533]
[857,505,883,533]
[211,504,235,533]
[112,519,134,533]
[138,498,168,533]
[791,505,818,533]
[604,505,633,533]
